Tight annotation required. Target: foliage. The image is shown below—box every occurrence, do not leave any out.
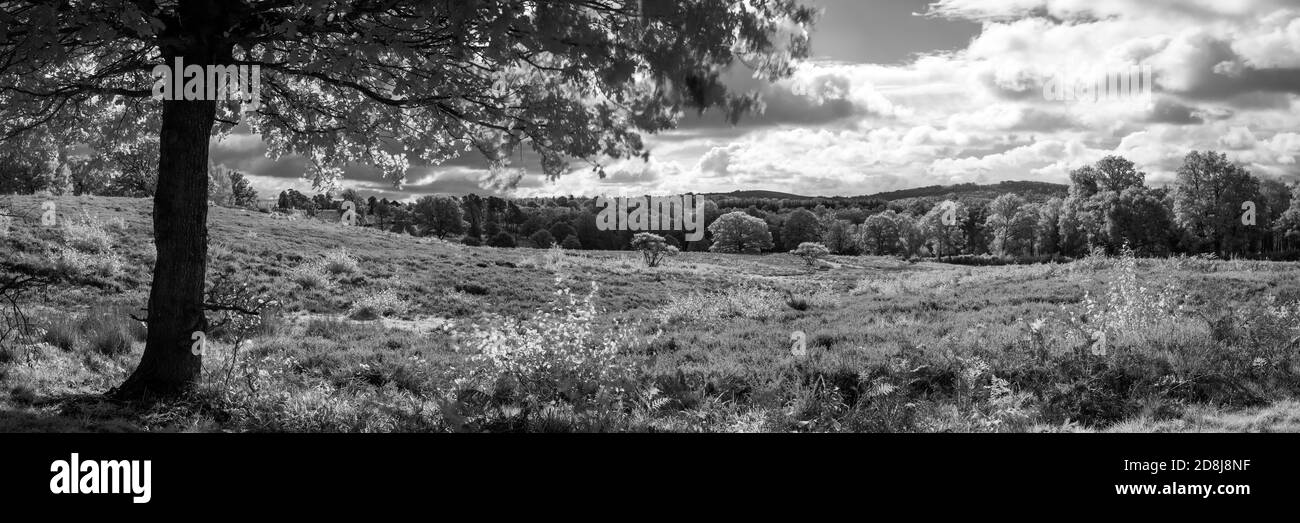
[1074,246,1189,343]
[1172,151,1263,256]
[229,170,259,208]
[529,229,556,249]
[289,260,335,291]
[630,232,678,267]
[455,277,649,426]
[791,242,830,267]
[708,212,774,254]
[655,285,784,324]
[413,196,466,238]
[60,211,115,253]
[348,288,411,320]
[781,208,822,250]
[320,247,360,276]
[486,232,516,248]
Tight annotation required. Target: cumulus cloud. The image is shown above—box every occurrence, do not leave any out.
[207,0,1300,198]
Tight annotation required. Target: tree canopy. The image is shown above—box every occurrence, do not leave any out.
[0,0,817,398]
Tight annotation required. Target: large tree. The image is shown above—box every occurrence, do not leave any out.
[0,0,815,398]
[781,207,821,250]
[984,193,1036,257]
[412,195,466,238]
[922,200,966,257]
[1171,151,1262,256]
[708,211,773,254]
[857,210,899,255]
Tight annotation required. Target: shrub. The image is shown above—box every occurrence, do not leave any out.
[1076,247,1188,343]
[523,245,570,272]
[289,260,334,290]
[52,246,121,278]
[460,277,648,416]
[454,283,490,296]
[560,235,582,250]
[791,242,830,268]
[321,247,360,276]
[631,232,678,267]
[529,230,555,249]
[656,285,783,324]
[462,236,482,247]
[348,288,411,320]
[486,232,516,248]
[61,212,114,253]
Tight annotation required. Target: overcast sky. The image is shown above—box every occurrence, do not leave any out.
[214,0,1300,201]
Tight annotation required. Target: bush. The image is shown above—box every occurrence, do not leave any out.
[52,246,121,279]
[348,288,411,320]
[631,232,678,267]
[462,236,482,246]
[61,212,115,253]
[529,230,555,249]
[1077,247,1188,344]
[656,285,783,324]
[791,242,830,268]
[454,283,489,296]
[289,260,334,290]
[486,232,516,248]
[458,278,650,423]
[321,247,360,276]
[560,235,582,250]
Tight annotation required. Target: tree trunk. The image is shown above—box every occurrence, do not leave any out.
[112,2,227,400]
[112,95,216,399]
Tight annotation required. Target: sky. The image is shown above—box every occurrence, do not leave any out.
[213,0,1300,201]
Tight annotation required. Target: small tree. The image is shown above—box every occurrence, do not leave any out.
[229,171,258,208]
[561,235,583,250]
[530,229,556,248]
[791,242,830,268]
[631,232,679,267]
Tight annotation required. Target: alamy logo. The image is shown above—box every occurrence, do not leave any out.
[1042,65,1153,104]
[50,453,152,504]
[152,57,261,110]
[595,194,705,241]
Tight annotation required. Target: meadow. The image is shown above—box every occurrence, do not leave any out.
[2,194,1299,432]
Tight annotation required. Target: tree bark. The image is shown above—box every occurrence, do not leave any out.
[113,96,215,399]
[112,2,227,400]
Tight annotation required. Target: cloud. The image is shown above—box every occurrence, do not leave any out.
[204,1,1300,198]
[1144,98,1205,124]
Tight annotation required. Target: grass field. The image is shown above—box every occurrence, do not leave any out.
[2,194,1300,432]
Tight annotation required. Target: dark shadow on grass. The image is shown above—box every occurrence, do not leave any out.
[1,392,144,432]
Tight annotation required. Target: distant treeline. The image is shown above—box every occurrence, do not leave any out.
[278,151,1300,260]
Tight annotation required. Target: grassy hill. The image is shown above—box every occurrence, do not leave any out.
[2,194,1299,432]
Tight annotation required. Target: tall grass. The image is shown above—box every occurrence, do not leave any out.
[655,285,784,324]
